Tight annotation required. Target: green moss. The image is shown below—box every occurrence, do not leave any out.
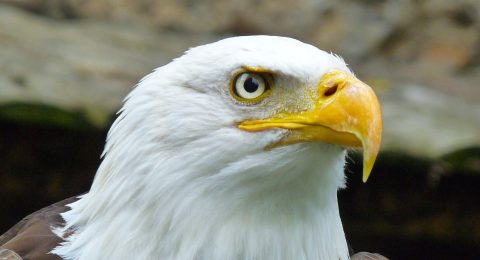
[0,102,98,129]
[441,147,480,175]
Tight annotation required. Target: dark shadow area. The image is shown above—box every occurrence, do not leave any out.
[0,114,106,234]
[341,151,480,259]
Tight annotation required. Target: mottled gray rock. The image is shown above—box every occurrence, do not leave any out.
[379,82,479,157]
[355,58,480,157]
[0,4,218,126]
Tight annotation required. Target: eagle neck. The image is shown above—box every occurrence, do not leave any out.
[54,144,350,260]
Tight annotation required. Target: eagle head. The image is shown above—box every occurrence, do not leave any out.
[54,36,382,260]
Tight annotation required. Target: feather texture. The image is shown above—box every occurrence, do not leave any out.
[52,36,352,260]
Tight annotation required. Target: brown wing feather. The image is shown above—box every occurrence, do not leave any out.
[0,196,80,260]
[0,248,23,260]
[351,252,389,260]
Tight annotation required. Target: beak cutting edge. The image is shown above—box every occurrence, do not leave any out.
[238,70,383,182]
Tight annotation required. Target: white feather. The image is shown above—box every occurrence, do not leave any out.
[52,36,351,260]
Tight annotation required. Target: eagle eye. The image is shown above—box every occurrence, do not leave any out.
[231,72,271,103]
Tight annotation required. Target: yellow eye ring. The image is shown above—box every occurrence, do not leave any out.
[230,71,272,103]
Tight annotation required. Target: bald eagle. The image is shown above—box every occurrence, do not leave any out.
[0,36,384,260]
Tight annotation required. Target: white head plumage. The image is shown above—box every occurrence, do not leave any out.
[53,36,382,260]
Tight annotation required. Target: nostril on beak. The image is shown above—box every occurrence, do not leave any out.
[323,84,338,97]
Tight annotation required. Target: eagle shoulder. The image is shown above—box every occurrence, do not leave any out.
[0,196,79,260]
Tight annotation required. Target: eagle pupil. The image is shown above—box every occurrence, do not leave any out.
[244,77,259,93]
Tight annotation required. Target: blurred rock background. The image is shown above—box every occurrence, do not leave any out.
[0,0,479,258]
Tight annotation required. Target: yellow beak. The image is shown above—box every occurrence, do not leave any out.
[238,70,382,182]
